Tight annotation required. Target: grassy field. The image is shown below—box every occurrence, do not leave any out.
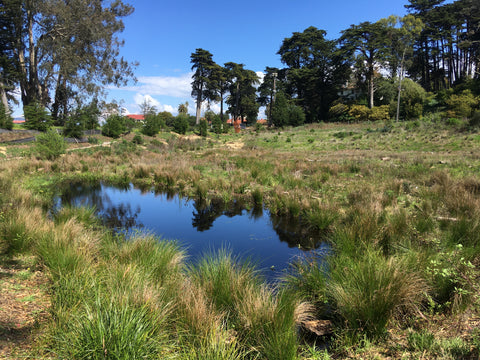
[1,119,480,359]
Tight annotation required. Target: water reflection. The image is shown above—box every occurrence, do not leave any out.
[56,181,328,276]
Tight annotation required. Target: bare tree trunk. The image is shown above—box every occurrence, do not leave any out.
[0,80,10,117]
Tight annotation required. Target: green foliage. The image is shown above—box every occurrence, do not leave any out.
[24,100,52,131]
[396,78,426,120]
[328,102,351,122]
[102,114,126,138]
[173,114,189,135]
[34,129,67,160]
[369,105,391,121]
[469,110,480,128]
[329,248,427,339]
[348,104,370,122]
[141,114,161,136]
[55,297,168,360]
[211,114,224,134]
[132,133,144,144]
[199,119,208,137]
[446,89,479,119]
[0,102,13,130]
[271,92,305,127]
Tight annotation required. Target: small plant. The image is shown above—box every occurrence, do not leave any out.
[132,133,144,145]
[35,129,67,160]
[87,136,100,144]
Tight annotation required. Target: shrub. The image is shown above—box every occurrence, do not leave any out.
[24,100,52,131]
[369,105,391,122]
[397,78,426,120]
[35,129,67,160]
[446,89,479,118]
[348,104,370,122]
[469,110,480,128]
[132,133,144,145]
[0,102,13,130]
[141,114,161,136]
[328,102,350,122]
[199,119,208,137]
[173,114,189,135]
[102,114,126,138]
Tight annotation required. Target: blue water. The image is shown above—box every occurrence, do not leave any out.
[57,182,328,280]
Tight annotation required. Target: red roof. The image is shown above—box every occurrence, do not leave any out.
[126,114,144,121]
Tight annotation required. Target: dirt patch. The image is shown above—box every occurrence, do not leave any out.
[224,141,244,150]
[0,257,50,358]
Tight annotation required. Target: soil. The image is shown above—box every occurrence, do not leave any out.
[0,257,50,359]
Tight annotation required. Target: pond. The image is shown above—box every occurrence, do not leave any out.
[56,182,329,280]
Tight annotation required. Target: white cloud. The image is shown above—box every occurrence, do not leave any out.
[256,71,265,84]
[123,73,192,98]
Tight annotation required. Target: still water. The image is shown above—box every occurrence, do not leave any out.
[56,182,328,279]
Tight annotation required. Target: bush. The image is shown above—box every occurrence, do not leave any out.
[446,90,479,119]
[199,119,208,137]
[173,114,189,135]
[348,104,370,122]
[211,115,224,134]
[132,133,144,145]
[35,129,67,160]
[141,114,161,136]
[328,103,350,122]
[369,105,391,122]
[24,100,52,131]
[397,78,426,120]
[469,110,480,128]
[102,114,126,138]
[0,102,13,130]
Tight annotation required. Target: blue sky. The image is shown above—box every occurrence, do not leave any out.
[104,0,419,117]
[10,0,419,118]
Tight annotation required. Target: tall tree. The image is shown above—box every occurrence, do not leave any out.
[4,0,136,120]
[224,62,259,124]
[340,21,391,108]
[279,26,350,122]
[257,67,285,126]
[190,48,215,125]
[208,63,230,123]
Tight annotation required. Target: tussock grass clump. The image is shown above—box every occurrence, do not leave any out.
[188,249,260,314]
[115,234,185,286]
[53,296,171,360]
[328,248,428,339]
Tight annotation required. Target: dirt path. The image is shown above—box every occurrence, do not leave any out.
[0,257,50,358]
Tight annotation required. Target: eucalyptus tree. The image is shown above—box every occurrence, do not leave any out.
[278,26,350,122]
[3,0,136,122]
[382,15,424,121]
[0,0,20,118]
[190,48,216,125]
[339,21,391,109]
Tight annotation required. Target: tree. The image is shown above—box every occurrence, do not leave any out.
[191,48,215,125]
[279,26,350,122]
[271,92,305,127]
[209,63,230,124]
[257,67,285,126]
[340,21,391,108]
[178,102,189,115]
[3,0,136,121]
[102,114,126,138]
[225,62,259,125]
[0,0,21,119]
[24,100,52,131]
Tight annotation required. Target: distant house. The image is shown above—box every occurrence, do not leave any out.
[126,114,145,122]
[13,118,25,124]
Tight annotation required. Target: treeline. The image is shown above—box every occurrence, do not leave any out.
[1,0,480,133]
[192,0,480,127]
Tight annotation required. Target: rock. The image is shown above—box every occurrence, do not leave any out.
[301,319,333,336]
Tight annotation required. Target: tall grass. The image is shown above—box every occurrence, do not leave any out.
[328,248,427,339]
